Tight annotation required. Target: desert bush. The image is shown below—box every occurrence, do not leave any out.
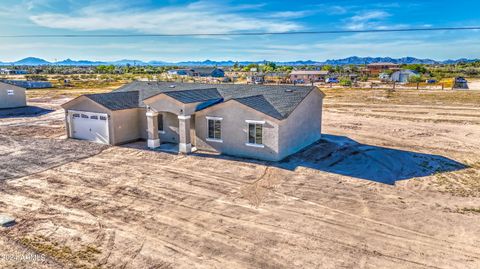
[25,74,48,81]
[339,78,353,87]
[408,75,423,83]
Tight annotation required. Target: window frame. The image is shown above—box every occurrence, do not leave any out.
[245,120,265,148]
[206,116,223,143]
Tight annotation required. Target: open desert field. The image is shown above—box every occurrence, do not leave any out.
[0,87,479,268]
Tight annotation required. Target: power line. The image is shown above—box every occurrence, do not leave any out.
[1,26,480,38]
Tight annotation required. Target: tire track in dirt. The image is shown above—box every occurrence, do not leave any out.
[25,148,480,258]
[49,154,477,266]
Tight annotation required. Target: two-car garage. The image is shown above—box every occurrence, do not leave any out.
[62,91,142,146]
[67,110,110,144]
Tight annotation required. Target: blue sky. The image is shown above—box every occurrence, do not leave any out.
[0,0,479,62]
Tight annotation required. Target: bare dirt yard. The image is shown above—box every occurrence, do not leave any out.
[0,87,479,268]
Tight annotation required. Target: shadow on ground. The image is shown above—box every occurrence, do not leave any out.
[281,134,468,184]
[0,106,54,118]
[123,134,468,185]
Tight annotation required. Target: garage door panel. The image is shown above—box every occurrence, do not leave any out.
[69,111,110,144]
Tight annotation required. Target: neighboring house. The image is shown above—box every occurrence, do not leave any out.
[192,68,225,78]
[390,70,419,83]
[247,74,264,84]
[0,81,26,109]
[1,80,52,89]
[167,69,194,76]
[366,62,400,75]
[0,69,28,75]
[61,82,324,161]
[264,72,289,83]
[289,70,329,83]
[167,68,225,78]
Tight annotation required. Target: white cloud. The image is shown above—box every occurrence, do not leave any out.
[329,6,348,15]
[29,1,303,34]
[345,10,391,30]
[267,10,315,19]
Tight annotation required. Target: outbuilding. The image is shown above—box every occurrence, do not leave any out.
[0,81,27,109]
[390,70,419,83]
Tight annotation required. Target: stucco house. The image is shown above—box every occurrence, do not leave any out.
[366,62,400,75]
[290,70,329,83]
[61,82,324,161]
[192,68,225,77]
[167,68,225,78]
[167,69,194,76]
[0,81,27,109]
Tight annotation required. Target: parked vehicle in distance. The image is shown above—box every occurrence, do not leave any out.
[326,77,339,83]
[454,77,469,89]
[293,79,305,84]
[426,79,437,84]
[254,77,264,84]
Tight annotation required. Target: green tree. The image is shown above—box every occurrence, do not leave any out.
[242,63,259,72]
[233,62,241,71]
[96,65,115,74]
[339,78,352,87]
[408,75,423,83]
[265,62,277,71]
[404,64,427,74]
[321,65,334,72]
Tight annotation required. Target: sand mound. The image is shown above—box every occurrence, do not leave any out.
[289,135,466,184]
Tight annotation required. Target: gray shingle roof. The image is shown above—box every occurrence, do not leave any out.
[235,95,284,120]
[85,91,139,110]
[164,88,222,103]
[105,81,319,119]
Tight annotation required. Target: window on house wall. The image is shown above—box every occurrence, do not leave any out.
[207,117,222,141]
[157,114,164,132]
[7,90,14,96]
[247,122,263,146]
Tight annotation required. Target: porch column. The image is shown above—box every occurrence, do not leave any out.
[146,111,160,148]
[178,115,192,153]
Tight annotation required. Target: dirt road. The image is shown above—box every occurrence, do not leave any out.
[0,88,479,268]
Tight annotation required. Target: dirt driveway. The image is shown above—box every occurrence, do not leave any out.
[0,89,479,268]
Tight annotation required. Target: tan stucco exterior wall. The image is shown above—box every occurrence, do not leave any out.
[110,108,142,145]
[0,82,26,109]
[195,101,281,161]
[278,89,323,160]
[138,108,148,140]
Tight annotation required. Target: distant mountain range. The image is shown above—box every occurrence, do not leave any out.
[0,56,478,67]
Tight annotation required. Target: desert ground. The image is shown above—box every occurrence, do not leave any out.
[0,86,479,268]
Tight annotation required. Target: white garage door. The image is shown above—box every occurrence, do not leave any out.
[69,111,110,144]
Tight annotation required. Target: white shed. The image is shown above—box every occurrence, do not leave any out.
[390,70,419,83]
[0,81,27,109]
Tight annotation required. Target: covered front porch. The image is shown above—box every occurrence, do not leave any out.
[142,87,223,154]
[146,111,196,154]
